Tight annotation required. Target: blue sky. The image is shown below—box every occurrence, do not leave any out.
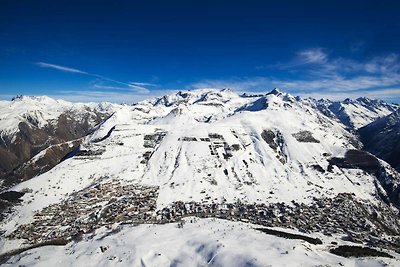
[1,0,400,103]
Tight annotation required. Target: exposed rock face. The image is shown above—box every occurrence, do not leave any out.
[292,130,320,143]
[358,109,400,172]
[0,191,25,203]
[330,245,393,258]
[0,191,26,221]
[10,140,82,182]
[375,165,400,208]
[328,150,400,208]
[0,110,110,190]
[261,129,287,164]
[328,150,380,175]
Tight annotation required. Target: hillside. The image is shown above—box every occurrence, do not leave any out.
[359,109,400,172]
[0,96,116,190]
[0,89,399,265]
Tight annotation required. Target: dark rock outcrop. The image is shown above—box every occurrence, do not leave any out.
[329,150,400,208]
[292,130,320,143]
[0,191,25,202]
[261,129,287,164]
[0,110,109,190]
[330,245,393,258]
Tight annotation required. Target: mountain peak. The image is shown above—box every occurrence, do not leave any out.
[10,95,59,105]
[11,95,24,101]
[267,88,282,96]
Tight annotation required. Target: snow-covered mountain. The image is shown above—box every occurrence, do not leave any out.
[1,89,400,266]
[359,109,400,172]
[309,97,398,129]
[0,95,114,135]
[0,96,116,190]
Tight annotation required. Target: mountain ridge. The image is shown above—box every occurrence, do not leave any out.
[1,88,400,263]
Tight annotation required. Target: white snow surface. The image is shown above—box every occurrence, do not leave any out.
[4,218,399,267]
[1,89,399,264]
[312,97,399,129]
[0,95,116,136]
[0,89,385,234]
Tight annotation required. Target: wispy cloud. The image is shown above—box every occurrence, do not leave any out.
[296,88,400,102]
[43,89,177,103]
[36,62,88,74]
[129,82,156,87]
[190,48,400,101]
[189,77,272,91]
[297,48,328,64]
[275,48,328,69]
[276,75,400,92]
[36,62,154,94]
[93,83,150,94]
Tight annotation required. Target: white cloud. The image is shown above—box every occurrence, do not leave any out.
[189,77,400,102]
[34,49,400,103]
[92,84,148,93]
[364,54,400,74]
[190,77,273,91]
[46,89,176,103]
[129,82,156,87]
[36,62,88,74]
[275,48,328,69]
[297,48,328,64]
[297,88,400,101]
[36,62,154,94]
[190,74,400,94]
[277,75,400,92]
[189,48,400,101]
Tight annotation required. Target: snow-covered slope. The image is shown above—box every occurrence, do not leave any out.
[5,89,368,210]
[311,97,398,129]
[1,89,400,264]
[0,95,114,136]
[0,95,117,190]
[4,218,399,267]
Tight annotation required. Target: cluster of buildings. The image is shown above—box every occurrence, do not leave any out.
[141,131,167,164]
[143,131,167,149]
[9,181,159,243]
[178,133,235,160]
[156,193,399,251]
[8,183,400,252]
